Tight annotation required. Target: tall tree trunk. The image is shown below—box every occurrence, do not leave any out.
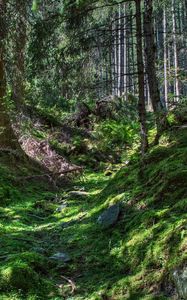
[111,22,115,96]
[172,0,180,102]
[12,0,27,110]
[167,43,172,96]
[163,7,168,108]
[135,0,148,155]
[0,0,21,149]
[143,0,168,144]
[123,3,127,99]
[114,14,118,95]
[118,4,121,96]
[129,3,135,94]
[126,4,130,94]
[120,4,124,95]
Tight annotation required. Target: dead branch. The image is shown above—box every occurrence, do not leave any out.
[16,166,83,181]
[60,275,77,294]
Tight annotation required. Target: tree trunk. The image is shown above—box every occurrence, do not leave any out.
[118,4,121,96]
[114,14,118,95]
[126,4,130,95]
[123,3,127,99]
[129,3,135,94]
[135,0,148,155]
[143,0,168,144]
[12,0,27,110]
[0,0,21,149]
[163,7,168,108]
[172,0,180,102]
[111,22,115,95]
[120,4,124,95]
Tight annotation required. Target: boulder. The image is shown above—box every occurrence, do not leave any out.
[173,267,187,299]
[50,252,71,263]
[97,203,120,229]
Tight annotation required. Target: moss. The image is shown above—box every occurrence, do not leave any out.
[0,251,51,295]
[0,128,187,299]
[0,260,40,292]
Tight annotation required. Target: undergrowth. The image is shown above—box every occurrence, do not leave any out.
[0,127,187,299]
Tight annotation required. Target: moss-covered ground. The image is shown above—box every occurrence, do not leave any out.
[0,127,187,299]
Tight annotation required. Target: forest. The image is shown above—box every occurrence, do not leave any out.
[0,0,187,299]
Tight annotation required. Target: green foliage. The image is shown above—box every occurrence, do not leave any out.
[1,127,187,299]
[172,98,187,124]
[167,112,177,126]
[95,119,139,148]
[32,0,40,12]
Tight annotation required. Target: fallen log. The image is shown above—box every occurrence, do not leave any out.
[15,166,84,183]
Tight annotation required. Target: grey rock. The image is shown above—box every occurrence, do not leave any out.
[56,203,67,212]
[173,267,187,299]
[50,252,71,262]
[97,203,120,229]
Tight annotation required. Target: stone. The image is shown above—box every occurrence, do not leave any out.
[50,252,71,263]
[173,267,187,299]
[56,203,67,212]
[97,203,120,229]
[68,191,89,198]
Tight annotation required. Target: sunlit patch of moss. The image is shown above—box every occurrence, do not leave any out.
[0,127,187,299]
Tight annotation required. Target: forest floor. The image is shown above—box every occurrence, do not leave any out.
[0,124,187,299]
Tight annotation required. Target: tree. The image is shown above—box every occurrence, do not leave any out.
[163,6,168,107]
[12,0,27,110]
[143,0,168,143]
[172,0,180,102]
[135,0,148,155]
[0,0,20,149]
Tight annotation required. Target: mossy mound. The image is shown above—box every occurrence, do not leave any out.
[0,156,55,299]
[0,252,50,294]
[0,260,39,292]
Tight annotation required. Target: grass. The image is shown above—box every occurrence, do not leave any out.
[0,127,187,299]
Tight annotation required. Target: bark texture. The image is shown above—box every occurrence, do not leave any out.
[135,0,148,155]
[12,0,27,109]
[0,0,21,149]
[144,0,168,143]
